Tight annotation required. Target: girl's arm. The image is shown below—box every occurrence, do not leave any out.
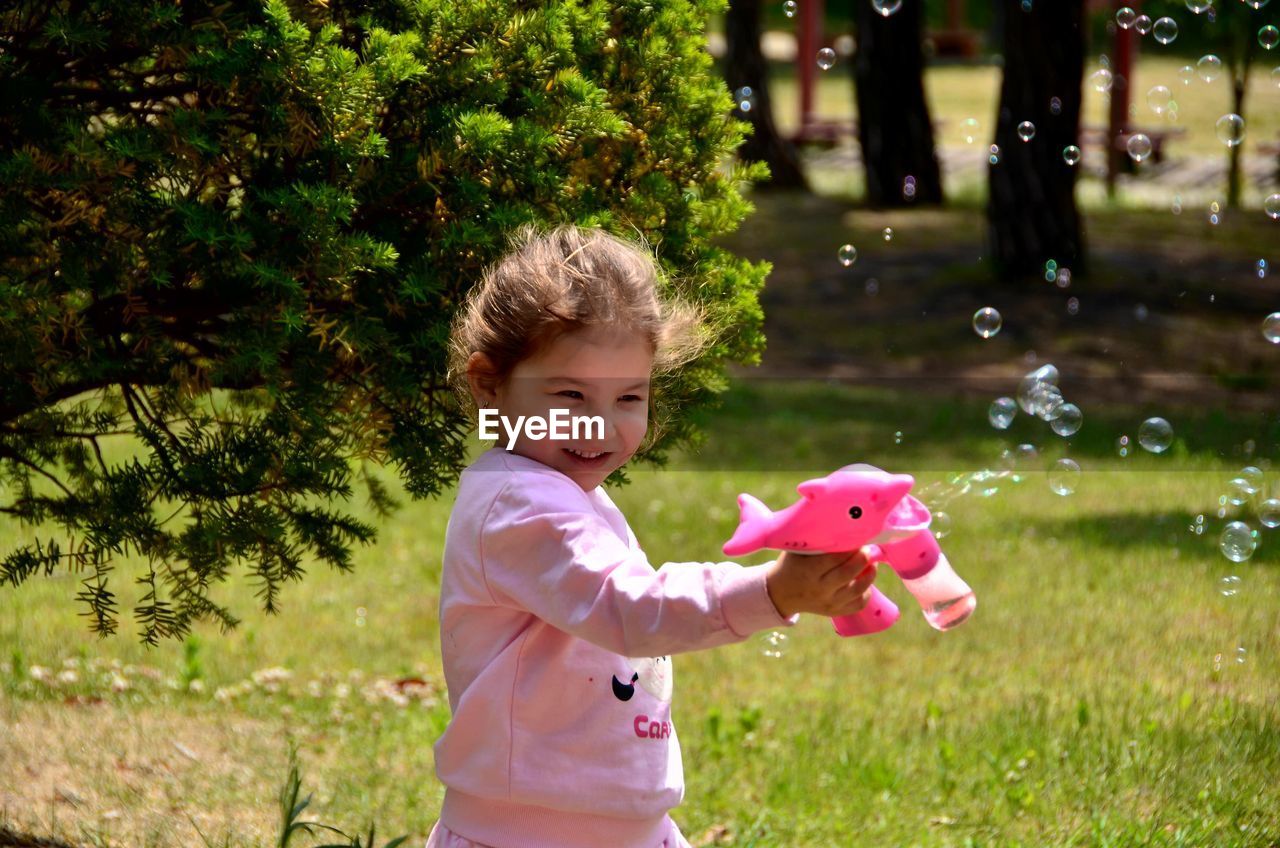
[477,474,798,657]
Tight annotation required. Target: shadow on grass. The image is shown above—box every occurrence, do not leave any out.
[673,379,1279,473]
[1030,509,1280,565]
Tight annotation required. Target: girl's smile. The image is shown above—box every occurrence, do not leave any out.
[468,324,654,491]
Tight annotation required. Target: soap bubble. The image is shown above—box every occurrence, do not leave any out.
[1261,25,1280,50]
[1017,121,1036,142]
[1265,194,1280,219]
[973,307,1002,338]
[1185,0,1211,11]
[1049,458,1081,496]
[1134,14,1153,35]
[1178,64,1196,86]
[1215,113,1245,147]
[1016,365,1059,415]
[931,511,952,540]
[837,244,858,267]
[1257,259,1268,279]
[1127,133,1153,162]
[989,397,1018,430]
[816,48,837,70]
[1225,478,1252,507]
[1153,17,1178,44]
[1116,434,1131,457]
[1219,575,1242,596]
[1242,0,1272,8]
[1263,312,1280,343]
[1237,647,1247,664]
[1273,67,1280,88]
[1091,68,1114,92]
[733,86,756,113]
[1051,403,1083,437]
[1259,499,1280,529]
[1063,145,1082,166]
[1197,54,1223,82]
[1147,85,1172,114]
[1138,417,1173,453]
[962,117,979,144]
[883,227,893,242]
[1239,466,1265,495]
[989,144,1002,164]
[1208,200,1222,226]
[761,630,788,658]
[1049,96,1062,115]
[1116,7,1137,28]
[1190,514,1206,535]
[1219,522,1257,563]
[872,0,904,16]
[1066,297,1079,316]
[783,0,797,16]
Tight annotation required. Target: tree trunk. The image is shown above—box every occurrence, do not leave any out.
[724,0,808,190]
[987,0,1086,280]
[850,0,943,206]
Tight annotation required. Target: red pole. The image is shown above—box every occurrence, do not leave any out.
[1106,0,1138,197]
[796,0,824,140]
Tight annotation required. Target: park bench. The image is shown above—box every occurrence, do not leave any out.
[1080,125,1187,165]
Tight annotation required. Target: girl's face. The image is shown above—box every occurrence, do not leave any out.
[469,325,654,492]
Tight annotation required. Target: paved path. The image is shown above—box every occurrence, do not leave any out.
[804,142,1280,206]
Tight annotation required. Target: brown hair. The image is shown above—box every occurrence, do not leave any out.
[446,224,716,435]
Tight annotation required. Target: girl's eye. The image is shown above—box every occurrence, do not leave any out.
[557,390,584,399]
[620,395,644,403]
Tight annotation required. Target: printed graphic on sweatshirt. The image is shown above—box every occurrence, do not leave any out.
[610,656,675,740]
[610,655,673,703]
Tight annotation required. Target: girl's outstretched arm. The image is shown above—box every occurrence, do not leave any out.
[477,472,798,658]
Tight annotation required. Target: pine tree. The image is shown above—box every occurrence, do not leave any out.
[0,0,769,644]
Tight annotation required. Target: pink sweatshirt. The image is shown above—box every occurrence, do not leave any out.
[433,447,797,848]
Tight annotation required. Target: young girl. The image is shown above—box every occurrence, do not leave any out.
[427,225,878,848]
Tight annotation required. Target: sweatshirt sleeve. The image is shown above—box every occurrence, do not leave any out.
[477,473,799,658]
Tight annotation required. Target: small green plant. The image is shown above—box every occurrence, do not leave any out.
[187,742,409,848]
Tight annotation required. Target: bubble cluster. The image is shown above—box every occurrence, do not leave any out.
[972,307,1003,339]
[761,630,788,658]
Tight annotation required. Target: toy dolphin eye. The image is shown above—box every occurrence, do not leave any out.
[848,506,863,519]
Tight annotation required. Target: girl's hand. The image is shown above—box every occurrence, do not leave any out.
[765,549,878,619]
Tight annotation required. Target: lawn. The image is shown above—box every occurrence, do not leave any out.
[3,377,1278,847]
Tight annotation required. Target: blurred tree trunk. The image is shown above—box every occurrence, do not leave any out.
[850,0,943,206]
[724,0,808,190]
[987,0,1086,280]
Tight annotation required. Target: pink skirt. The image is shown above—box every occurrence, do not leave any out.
[424,818,692,848]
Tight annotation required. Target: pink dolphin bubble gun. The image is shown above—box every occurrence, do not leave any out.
[722,464,976,637]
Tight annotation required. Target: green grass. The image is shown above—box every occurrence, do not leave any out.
[3,380,1279,847]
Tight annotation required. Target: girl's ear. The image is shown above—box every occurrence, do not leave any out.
[466,352,502,407]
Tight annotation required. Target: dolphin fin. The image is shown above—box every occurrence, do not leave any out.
[722,493,774,556]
